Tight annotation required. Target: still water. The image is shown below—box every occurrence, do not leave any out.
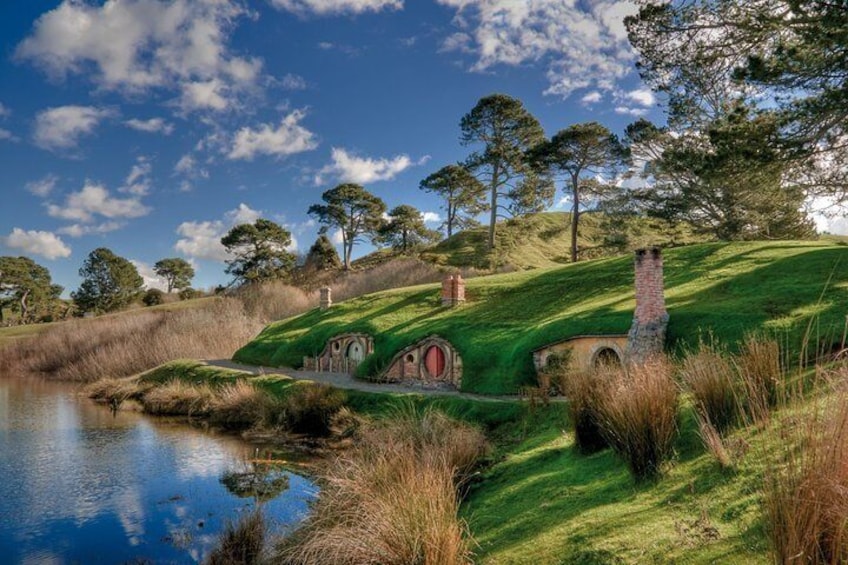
[0,377,318,564]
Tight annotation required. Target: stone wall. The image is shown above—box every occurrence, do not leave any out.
[382,335,463,389]
[302,333,374,375]
[626,247,669,363]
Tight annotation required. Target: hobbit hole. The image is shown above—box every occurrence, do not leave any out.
[303,333,374,374]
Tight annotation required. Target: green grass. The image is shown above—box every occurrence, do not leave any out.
[235,240,848,394]
[420,211,704,269]
[464,398,774,564]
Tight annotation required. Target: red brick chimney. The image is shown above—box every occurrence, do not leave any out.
[627,248,668,362]
[441,273,465,307]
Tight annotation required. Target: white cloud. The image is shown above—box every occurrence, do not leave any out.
[581,91,603,105]
[439,32,473,53]
[175,203,264,262]
[437,0,639,98]
[315,147,428,184]
[422,211,442,224]
[227,109,318,160]
[330,228,345,245]
[614,106,647,116]
[179,78,229,112]
[46,181,151,223]
[26,175,58,198]
[15,0,261,112]
[57,221,124,238]
[281,73,307,90]
[33,105,114,151]
[0,103,9,118]
[270,0,403,15]
[175,154,196,174]
[625,87,655,107]
[124,117,174,135]
[130,260,168,291]
[120,157,153,196]
[3,228,71,260]
[0,128,15,142]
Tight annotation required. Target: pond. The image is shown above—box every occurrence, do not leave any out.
[0,377,317,564]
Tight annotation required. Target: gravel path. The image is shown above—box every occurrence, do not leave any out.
[204,359,521,403]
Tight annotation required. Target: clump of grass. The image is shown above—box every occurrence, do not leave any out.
[235,282,316,323]
[595,357,679,481]
[281,383,347,436]
[276,407,487,565]
[736,335,783,424]
[682,346,738,434]
[206,508,267,565]
[84,377,141,408]
[141,379,214,417]
[209,380,276,430]
[561,370,609,454]
[762,395,848,564]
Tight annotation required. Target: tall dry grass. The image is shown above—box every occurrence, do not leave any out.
[235,282,316,323]
[206,508,267,565]
[330,258,448,303]
[0,298,262,382]
[735,335,783,425]
[762,392,848,564]
[141,379,215,417]
[276,407,488,565]
[561,370,609,454]
[594,357,679,481]
[681,346,738,434]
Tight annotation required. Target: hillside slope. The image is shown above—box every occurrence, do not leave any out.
[235,241,848,394]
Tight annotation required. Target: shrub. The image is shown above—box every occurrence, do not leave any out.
[561,370,609,454]
[763,396,848,564]
[595,358,679,481]
[682,347,737,434]
[142,288,165,307]
[84,377,141,408]
[206,508,266,565]
[178,287,202,301]
[282,383,348,436]
[276,408,485,565]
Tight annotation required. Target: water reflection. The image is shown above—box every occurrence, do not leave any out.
[0,377,317,564]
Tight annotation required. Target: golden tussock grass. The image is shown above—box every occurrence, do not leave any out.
[276,407,488,565]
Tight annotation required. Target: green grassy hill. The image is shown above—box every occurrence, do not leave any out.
[420,211,704,269]
[234,240,848,394]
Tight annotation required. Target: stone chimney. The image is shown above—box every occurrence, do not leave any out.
[319,287,332,310]
[441,273,466,307]
[627,248,668,363]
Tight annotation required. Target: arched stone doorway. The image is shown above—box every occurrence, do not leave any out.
[593,347,622,368]
[347,341,365,363]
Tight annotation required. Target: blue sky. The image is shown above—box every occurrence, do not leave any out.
[0,0,679,293]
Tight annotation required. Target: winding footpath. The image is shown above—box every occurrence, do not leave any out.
[205,359,523,403]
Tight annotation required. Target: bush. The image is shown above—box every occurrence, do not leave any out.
[179,287,202,301]
[282,383,348,436]
[682,347,738,434]
[595,358,679,481]
[142,288,165,306]
[206,508,266,565]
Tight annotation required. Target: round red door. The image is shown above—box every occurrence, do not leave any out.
[424,346,446,379]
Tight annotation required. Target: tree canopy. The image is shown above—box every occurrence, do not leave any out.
[419,164,487,238]
[304,231,342,272]
[308,183,386,270]
[461,94,553,250]
[0,256,63,324]
[530,122,626,261]
[376,204,440,253]
[221,219,296,285]
[72,248,143,314]
[153,258,195,293]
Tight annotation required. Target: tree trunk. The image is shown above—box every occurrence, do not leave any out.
[488,162,500,250]
[20,289,30,323]
[570,176,580,263]
[447,202,454,238]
